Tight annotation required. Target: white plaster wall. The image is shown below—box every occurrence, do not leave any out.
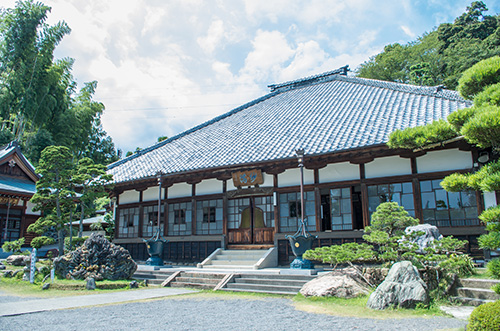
[168,182,192,199]
[365,156,412,178]
[196,179,223,196]
[261,173,274,187]
[319,162,359,183]
[25,200,40,215]
[278,168,314,187]
[119,190,140,204]
[484,192,497,209]
[417,149,473,173]
[143,186,164,202]
[227,179,237,191]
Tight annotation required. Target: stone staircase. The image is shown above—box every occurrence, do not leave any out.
[168,271,227,290]
[133,269,174,285]
[200,249,271,269]
[221,273,315,295]
[452,278,500,306]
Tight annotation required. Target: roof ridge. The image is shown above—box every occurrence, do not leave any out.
[267,65,349,92]
[334,75,469,102]
[107,92,278,170]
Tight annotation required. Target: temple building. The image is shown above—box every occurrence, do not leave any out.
[0,141,40,246]
[107,67,493,265]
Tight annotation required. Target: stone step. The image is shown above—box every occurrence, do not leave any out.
[238,274,315,281]
[213,255,263,261]
[175,277,221,285]
[170,282,216,290]
[219,250,267,255]
[179,272,226,279]
[220,288,297,296]
[459,278,500,290]
[201,265,256,270]
[450,296,497,307]
[206,260,258,266]
[133,271,173,280]
[456,287,500,301]
[224,282,302,294]
[234,278,308,287]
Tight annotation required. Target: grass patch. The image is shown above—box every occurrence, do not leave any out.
[292,294,446,319]
[0,276,140,298]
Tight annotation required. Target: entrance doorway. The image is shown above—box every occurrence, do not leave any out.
[227,196,274,245]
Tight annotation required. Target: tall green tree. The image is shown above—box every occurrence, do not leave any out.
[0,0,119,165]
[28,145,76,255]
[73,157,113,238]
[357,1,500,90]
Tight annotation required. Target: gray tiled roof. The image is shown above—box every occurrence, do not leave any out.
[0,175,36,195]
[107,71,471,184]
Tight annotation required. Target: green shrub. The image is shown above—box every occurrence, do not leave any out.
[64,236,87,251]
[39,265,50,277]
[475,83,500,107]
[303,242,376,268]
[1,237,25,252]
[468,300,500,331]
[438,254,475,277]
[487,258,500,279]
[492,283,500,295]
[458,56,500,99]
[461,105,500,150]
[30,236,55,249]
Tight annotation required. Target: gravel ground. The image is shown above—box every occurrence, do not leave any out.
[0,295,467,331]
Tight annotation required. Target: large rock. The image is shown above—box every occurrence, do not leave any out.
[300,267,371,299]
[403,224,443,254]
[367,261,428,310]
[54,233,137,281]
[6,255,30,266]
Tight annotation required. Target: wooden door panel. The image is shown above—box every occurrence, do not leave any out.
[228,228,252,244]
[254,228,274,244]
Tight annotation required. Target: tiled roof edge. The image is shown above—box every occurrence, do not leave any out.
[107,92,278,170]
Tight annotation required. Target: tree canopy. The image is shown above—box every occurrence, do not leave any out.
[357,1,500,90]
[0,0,119,165]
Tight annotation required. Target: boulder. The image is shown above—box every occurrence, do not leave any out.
[403,224,442,253]
[6,255,30,266]
[42,283,50,290]
[367,261,428,310]
[130,280,139,288]
[86,277,96,290]
[54,233,137,281]
[300,267,371,299]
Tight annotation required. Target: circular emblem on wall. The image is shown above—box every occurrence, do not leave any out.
[295,242,300,248]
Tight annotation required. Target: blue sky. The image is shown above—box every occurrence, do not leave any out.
[2,0,500,155]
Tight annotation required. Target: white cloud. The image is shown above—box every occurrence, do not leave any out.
[197,19,225,54]
[400,25,416,38]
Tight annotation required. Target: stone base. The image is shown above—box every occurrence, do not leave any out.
[280,269,319,275]
[145,256,164,266]
[290,257,315,270]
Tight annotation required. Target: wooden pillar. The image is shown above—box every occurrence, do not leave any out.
[314,169,321,232]
[20,199,27,239]
[222,180,228,236]
[411,157,423,223]
[137,190,144,238]
[359,164,370,228]
[191,183,196,235]
[163,185,169,236]
[115,195,121,239]
[273,174,279,234]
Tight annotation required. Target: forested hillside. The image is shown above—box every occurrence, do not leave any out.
[357,1,500,90]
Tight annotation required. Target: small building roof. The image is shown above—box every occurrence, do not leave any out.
[107,68,471,184]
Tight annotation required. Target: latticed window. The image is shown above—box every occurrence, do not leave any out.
[118,207,139,238]
[330,188,352,230]
[168,202,192,236]
[196,199,223,235]
[279,191,316,232]
[142,205,164,237]
[368,182,415,219]
[420,179,478,227]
